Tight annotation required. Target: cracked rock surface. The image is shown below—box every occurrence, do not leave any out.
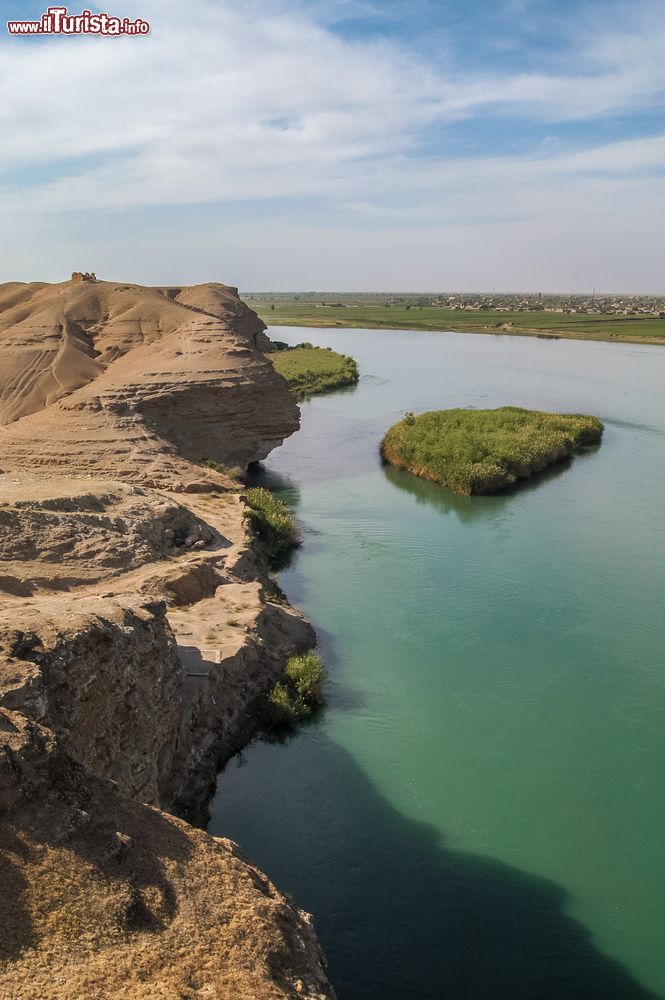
[0,279,334,999]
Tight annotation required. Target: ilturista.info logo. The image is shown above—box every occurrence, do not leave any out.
[7,6,150,35]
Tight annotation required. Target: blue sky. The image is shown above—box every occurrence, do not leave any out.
[1,0,665,290]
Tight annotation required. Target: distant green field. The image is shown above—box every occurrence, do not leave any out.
[270,344,359,396]
[251,299,665,344]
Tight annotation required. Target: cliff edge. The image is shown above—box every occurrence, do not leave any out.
[0,279,334,998]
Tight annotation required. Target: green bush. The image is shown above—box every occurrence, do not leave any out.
[381,406,603,495]
[245,486,299,558]
[266,680,308,723]
[285,650,326,701]
[266,651,327,727]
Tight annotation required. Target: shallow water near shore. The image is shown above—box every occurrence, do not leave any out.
[208,326,665,999]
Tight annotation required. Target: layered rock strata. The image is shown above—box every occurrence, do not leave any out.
[0,280,333,998]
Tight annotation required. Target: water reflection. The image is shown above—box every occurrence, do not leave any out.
[380,454,599,523]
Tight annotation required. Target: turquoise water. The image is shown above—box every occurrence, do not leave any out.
[208,327,665,999]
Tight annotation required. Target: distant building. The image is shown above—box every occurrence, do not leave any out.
[71,271,97,283]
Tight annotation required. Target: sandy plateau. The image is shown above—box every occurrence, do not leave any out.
[0,279,334,999]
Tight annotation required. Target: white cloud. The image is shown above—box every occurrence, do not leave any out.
[1,0,665,288]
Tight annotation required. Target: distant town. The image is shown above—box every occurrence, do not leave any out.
[410,293,665,317]
[246,291,665,318]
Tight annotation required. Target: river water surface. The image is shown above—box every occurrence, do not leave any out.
[208,326,665,999]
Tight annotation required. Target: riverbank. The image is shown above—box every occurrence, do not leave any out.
[249,298,665,346]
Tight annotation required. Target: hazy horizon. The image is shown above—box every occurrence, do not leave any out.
[4,278,665,297]
[242,288,665,297]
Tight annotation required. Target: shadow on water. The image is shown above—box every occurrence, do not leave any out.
[246,461,300,504]
[299,380,362,403]
[381,450,600,524]
[242,734,662,1000]
[233,448,658,998]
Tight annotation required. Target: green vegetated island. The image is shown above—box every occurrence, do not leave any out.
[249,294,665,345]
[381,407,604,495]
[268,341,359,396]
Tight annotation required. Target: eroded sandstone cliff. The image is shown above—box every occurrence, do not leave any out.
[0,279,333,998]
[0,280,299,482]
[0,709,332,1000]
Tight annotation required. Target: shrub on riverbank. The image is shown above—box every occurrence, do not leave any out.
[245,487,299,558]
[270,344,359,397]
[266,651,327,726]
[381,406,603,495]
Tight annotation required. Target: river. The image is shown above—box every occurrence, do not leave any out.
[208,326,665,999]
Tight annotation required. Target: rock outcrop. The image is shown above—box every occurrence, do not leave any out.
[0,280,334,998]
[0,709,332,1000]
[0,279,299,479]
[0,599,182,805]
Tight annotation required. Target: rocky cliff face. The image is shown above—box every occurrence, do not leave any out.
[0,599,182,805]
[0,709,332,1000]
[0,279,334,998]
